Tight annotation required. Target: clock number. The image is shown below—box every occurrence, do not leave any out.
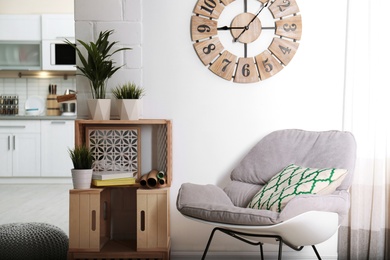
[203,43,216,55]
[242,64,250,77]
[283,23,297,32]
[200,0,217,16]
[222,59,232,72]
[269,0,299,19]
[278,44,291,55]
[275,15,302,40]
[256,51,283,80]
[197,24,211,33]
[278,0,291,12]
[269,38,299,65]
[262,58,273,73]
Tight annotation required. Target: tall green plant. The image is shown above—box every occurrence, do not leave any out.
[65,30,131,99]
[68,145,93,169]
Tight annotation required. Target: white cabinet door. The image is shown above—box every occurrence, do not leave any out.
[0,121,40,177]
[0,15,41,41]
[0,134,12,176]
[41,14,75,40]
[12,133,41,177]
[41,120,75,177]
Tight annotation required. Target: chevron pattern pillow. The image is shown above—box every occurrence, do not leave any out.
[247,164,348,212]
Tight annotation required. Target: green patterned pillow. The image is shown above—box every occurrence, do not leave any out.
[247,164,348,212]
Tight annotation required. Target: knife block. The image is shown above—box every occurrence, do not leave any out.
[46,94,60,116]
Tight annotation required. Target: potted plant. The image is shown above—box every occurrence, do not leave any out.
[112,82,145,120]
[68,145,94,189]
[65,30,131,120]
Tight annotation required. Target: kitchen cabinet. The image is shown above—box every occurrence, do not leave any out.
[0,42,41,70]
[0,15,41,41]
[0,15,41,70]
[41,120,75,177]
[41,14,75,40]
[0,121,40,177]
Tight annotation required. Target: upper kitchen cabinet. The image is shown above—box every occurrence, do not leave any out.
[0,42,41,70]
[0,15,41,70]
[41,14,74,40]
[0,15,41,41]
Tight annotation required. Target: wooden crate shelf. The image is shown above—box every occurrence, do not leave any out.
[74,119,172,187]
[69,120,172,260]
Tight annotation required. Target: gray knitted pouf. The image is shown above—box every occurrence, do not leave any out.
[0,222,68,260]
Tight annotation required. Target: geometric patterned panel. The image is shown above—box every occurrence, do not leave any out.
[86,127,140,176]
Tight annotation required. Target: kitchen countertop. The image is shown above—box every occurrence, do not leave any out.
[0,115,77,120]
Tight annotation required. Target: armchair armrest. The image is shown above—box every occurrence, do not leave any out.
[279,190,350,224]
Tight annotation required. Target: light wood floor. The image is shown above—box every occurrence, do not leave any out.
[0,184,72,235]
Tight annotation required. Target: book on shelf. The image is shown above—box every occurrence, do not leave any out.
[92,177,136,187]
[92,171,134,180]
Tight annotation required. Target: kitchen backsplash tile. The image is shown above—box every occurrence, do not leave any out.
[0,77,76,115]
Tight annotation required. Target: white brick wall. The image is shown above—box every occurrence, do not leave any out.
[74,0,142,118]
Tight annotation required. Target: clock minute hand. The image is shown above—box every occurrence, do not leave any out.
[233,1,269,42]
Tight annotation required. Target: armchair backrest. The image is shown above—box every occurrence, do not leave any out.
[230,129,357,191]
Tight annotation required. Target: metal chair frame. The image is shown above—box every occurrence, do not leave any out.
[202,227,322,260]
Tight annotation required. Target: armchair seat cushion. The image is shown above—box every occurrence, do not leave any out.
[177,183,279,225]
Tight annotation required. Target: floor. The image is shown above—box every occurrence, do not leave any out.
[0,184,72,234]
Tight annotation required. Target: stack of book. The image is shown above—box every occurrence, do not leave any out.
[92,171,136,187]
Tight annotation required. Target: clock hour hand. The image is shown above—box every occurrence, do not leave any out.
[218,26,248,31]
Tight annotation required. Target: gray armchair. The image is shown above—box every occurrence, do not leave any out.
[177,129,356,259]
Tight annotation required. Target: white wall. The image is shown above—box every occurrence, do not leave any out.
[75,0,348,258]
[74,0,142,118]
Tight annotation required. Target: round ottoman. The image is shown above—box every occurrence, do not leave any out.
[0,222,68,260]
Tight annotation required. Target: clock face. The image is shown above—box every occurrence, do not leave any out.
[191,0,302,83]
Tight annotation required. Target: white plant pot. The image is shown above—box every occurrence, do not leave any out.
[71,169,93,189]
[118,99,142,120]
[87,99,111,120]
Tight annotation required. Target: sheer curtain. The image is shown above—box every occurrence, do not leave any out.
[340,0,390,259]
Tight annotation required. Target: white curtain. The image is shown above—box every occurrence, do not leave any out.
[341,0,390,259]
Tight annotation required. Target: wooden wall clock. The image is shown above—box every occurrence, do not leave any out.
[191,0,302,83]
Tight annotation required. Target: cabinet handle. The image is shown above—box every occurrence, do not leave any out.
[13,135,15,150]
[0,125,26,129]
[7,136,10,150]
[51,121,66,124]
[91,210,96,231]
[140,210,145,231]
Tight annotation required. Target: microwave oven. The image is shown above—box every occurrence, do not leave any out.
[42,39,76,71]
